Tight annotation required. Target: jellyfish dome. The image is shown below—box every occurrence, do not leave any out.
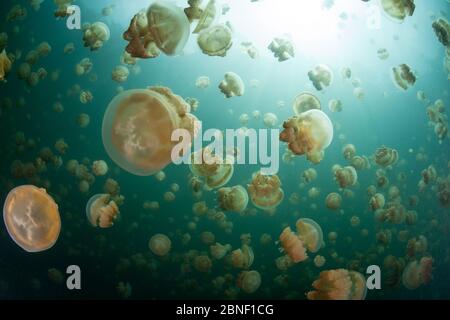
[237,270,261,294]
[292,92,321,115]
[85,194,119,228]
[326,192,342,210]
[231,244,254,269]
[149,233,171,256]
[83,22,110,51]
[391,64,416,90]
[380,0,415,23]
[432,18,450,47]
[124,1,190,58]
[334,166,358,188]
[268,36,294,62]
[217,185,249,212]
[374,145,398,167]
[247,171,284,210]
[197,24,233,57]
[3,185,61,252]
[307,269,367,300]
[219,72,244,98]
[279,227,307,263]
[308,64,333,91]
[280,109,333,164]
[296,218,324,253]
[185,0,218,33]
[0,50,12,82]
[102,87,199,176]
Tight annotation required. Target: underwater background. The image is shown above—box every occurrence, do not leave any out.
[0,0,449,300]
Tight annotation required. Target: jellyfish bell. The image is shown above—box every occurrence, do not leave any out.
[102,87,198,176]
[0,50,12,82]
[236,270,261,294]
[197,24,233,57]
[3,185,61,252]
[308,64,333,91]
[292,92,321,115]
[280,109,333,164]
[231,244,254,269]
[307,269,367,300]
[219,72,244,98]
[279,227,307,263]
[379,0,415,23]
[85,194,119,228]
[391,64,416,90]
[149,233,171,256]
[217,185,249,213]
[185,0,218,34]
[83,22,110,51]
[268,36,294,62]
[296,218,324,253]
[247,172,284,210]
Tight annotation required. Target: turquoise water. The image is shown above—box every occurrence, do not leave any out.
[0,0,449,299]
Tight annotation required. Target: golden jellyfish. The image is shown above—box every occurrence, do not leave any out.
[77,113,90,128]
[197,24,233,57]
[3,185,61,252]
[391,64,416,90]
[308,64,333,91]
[102,87,198,176]
[307,269,367,300]
[374,145,398,167]
[369,193,385,210]
[268,36,294,62]
[334,166,358,188]
[92,160,108,176]
[342,144,356,160]
[82,22,110,51]
[326,192,342,210]
[112,65,129,83]
[380,0,415,23]
[194,255,213,273]
[163,191,176,202]
[210,242,231,259]
[263,113,278,128]
[350,215,360,227]
[296,218,324,253]
[54,0,73,17]
[314,255,326,268]
[402,257,433,290]
[0,50,12,82]
[351,155,370,170]
[231,244,254,269]
[86,194,119,228]
[189,147,234,190]
[123,2,190,59]
[149,233,171,256]
[292,92,321,115]
[279,227,307,263]
[185,0,218,33]
[328,99,342,113]
[247,171,284,210]
[432,18,450,47]
[195,75,210,89]
[302,168,317,183]
[280,110,333,164]
[237,270,261,294]
[217,185,249,213]
[219,72,244,98]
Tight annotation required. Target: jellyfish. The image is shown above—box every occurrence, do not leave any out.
[237,270,261,294]
[79,90,93,104]
[334,166,358,188]
[82,22,110,51]
[280,110,334,164]
[7,5,28,22]
[3,185,61,252]
[307,269,367,300]
[102,87,198,176]
[328,99,342,112]
[341,67,351,79]
[112,65,129,83]
[77,113,90,128]
[268,36,294,62]
[326,192,342,210]
[194,255,213,272]
[231,244,254,269]
[239,113,250,126]
[219,72,244,98]
[314,255,326,268]
[402,257,433,290]
[241,42,259,59]
[247,171,284,210]
[85,194,119,228]
[391,64,416,90]
[123,2,190,58]
[279,227,307,263]
[374,145,398,167]
[149,233,171,256]
[185,0,218,33]
[296,218,324,253]
[308,64,333,91]
[197,24,233,57]
[302,168,317,183]
[380,0,415,23]
[263,113,278,128]
[369,193,385,210]
[189,147,234,190]
[377,48,389,60]
[54,0,73,17]
[292,93,321,115]
[217,185,249,213]
[0,50,12,82]
[92,160,108,176]
[195,75,210,89]
[210,242,231,259]
[351,155,370,170]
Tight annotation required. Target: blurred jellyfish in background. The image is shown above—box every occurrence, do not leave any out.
[149,234,171,257]
[402,257,433,290]
[281,110,333,164]
[236,270,261,294]
[292,93,321,115]
[374,146,399,167]
[0,50,12,82]
[195,75,210,89]
[219,72,245,98]
[268,36,294,62]
[86,194,120,228]
[326,192,342,210]
[307,269,367,300]
[308,64,333,91]
[102,87,198,176]
[391,64,416,90]
[3,185,61,252]
[217,185,249,213]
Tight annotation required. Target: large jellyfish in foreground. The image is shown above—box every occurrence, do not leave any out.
[217,185,249,213]
[247,172,284,210]
[280,110,334,164]
[0,50,12,81]
[189,147,234,190]
[123,1,190,58]
[380,0,415,23]
[3,185,61,252]
[307,269,367,300]
[86,194,119,228]
[102,87,198,176]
